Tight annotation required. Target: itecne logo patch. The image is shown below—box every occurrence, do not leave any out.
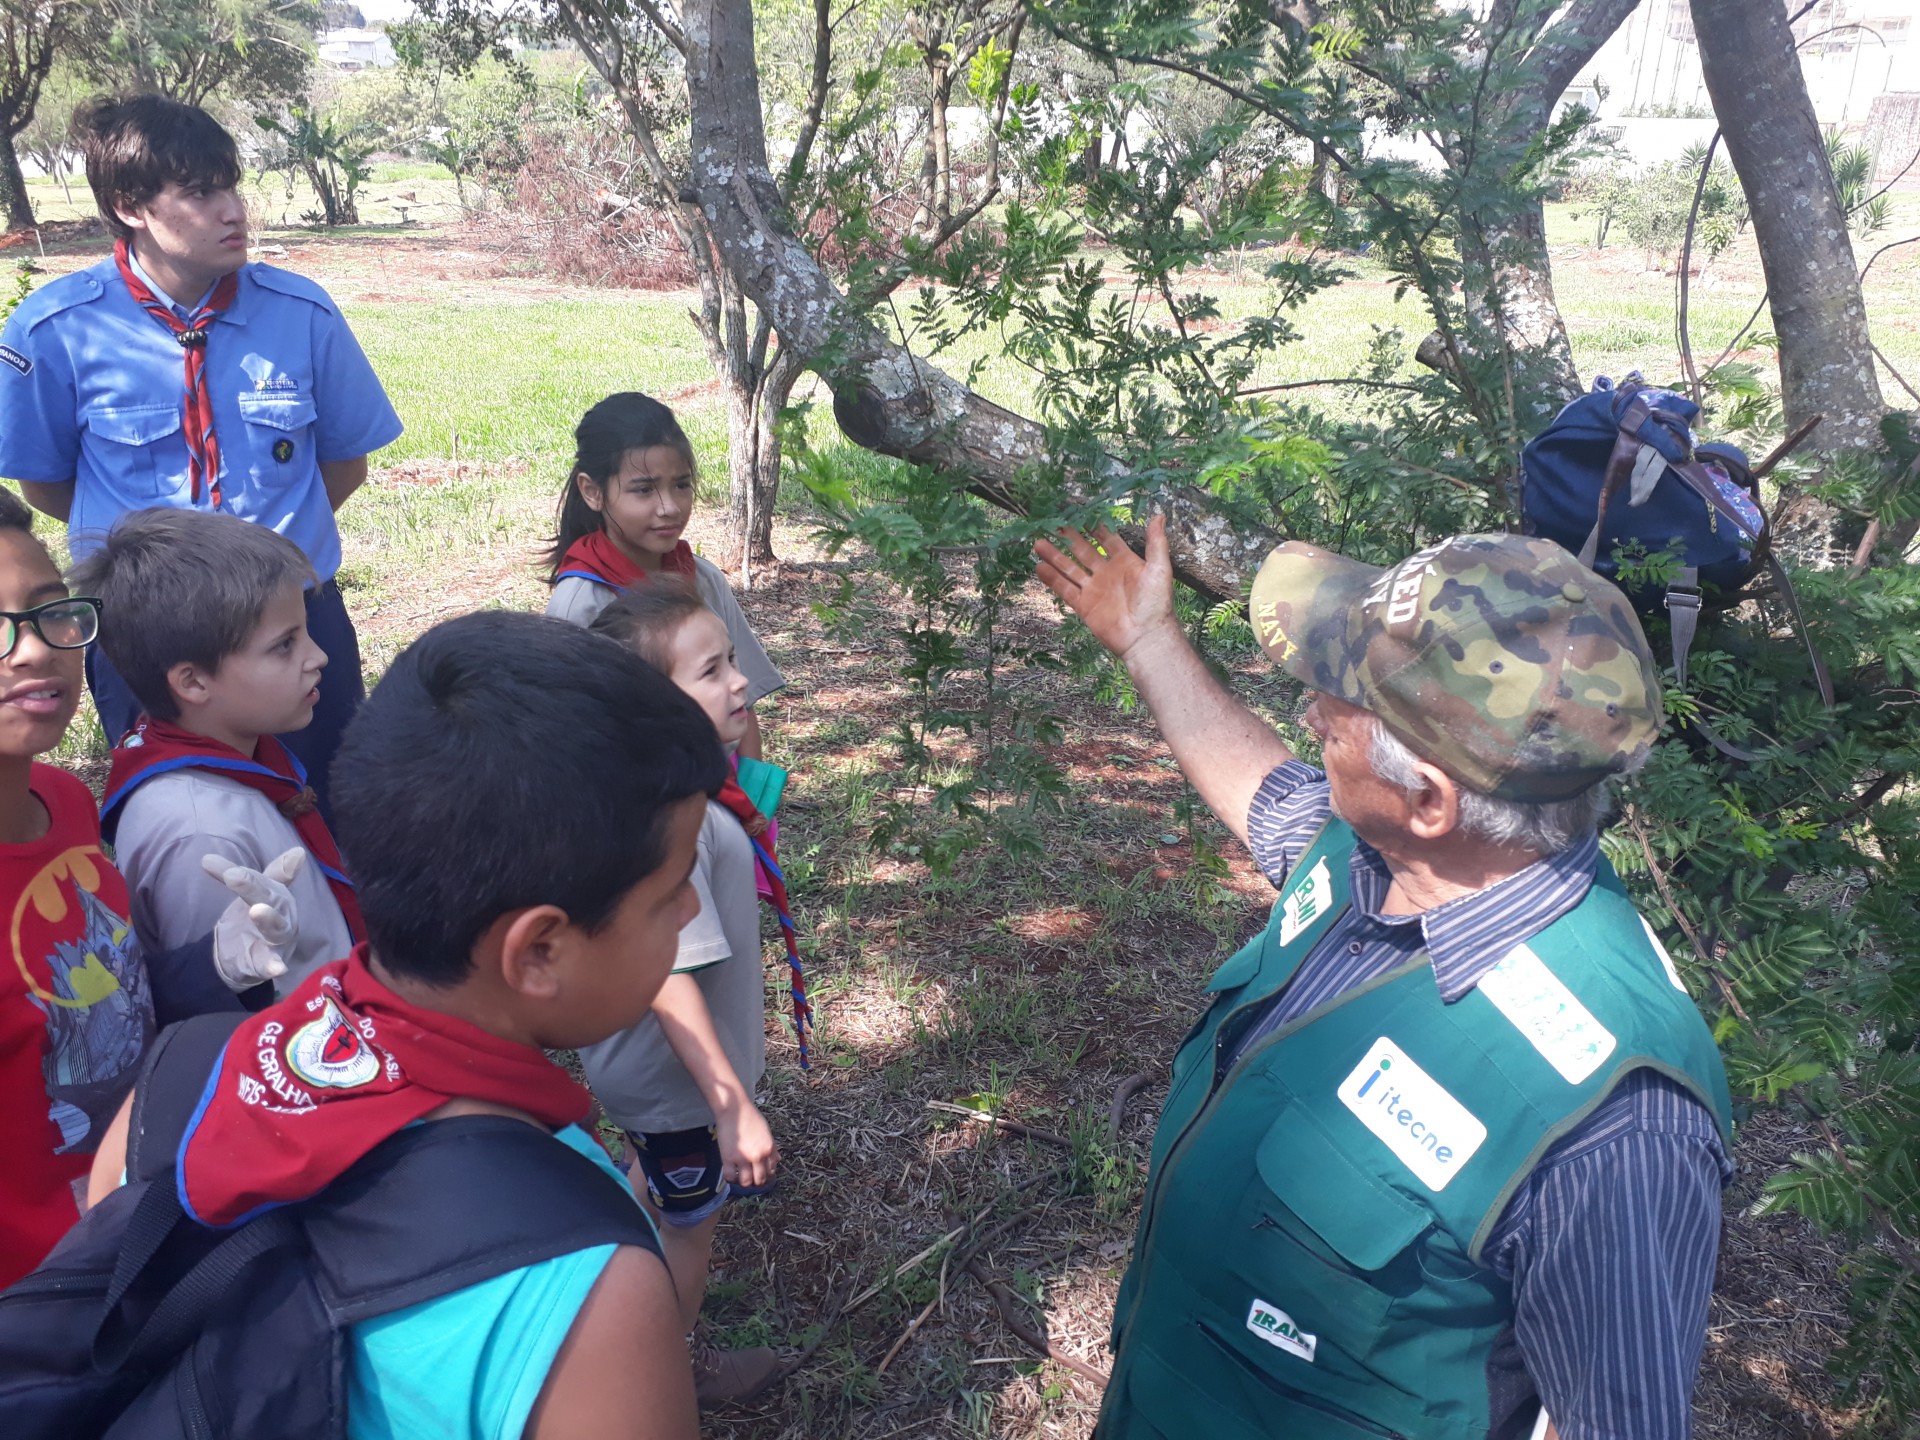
[1246,1298,1317,1362]
[1337,1037,1488,1191]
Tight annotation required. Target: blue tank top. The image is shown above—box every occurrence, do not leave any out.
[345,1125,649,1440]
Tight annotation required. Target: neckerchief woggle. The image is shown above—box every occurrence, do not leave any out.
[175,949,591,1225]
[102,717,366,944]
[112,239,238,508]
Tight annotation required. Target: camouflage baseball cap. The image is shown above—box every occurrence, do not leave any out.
[1248,533,1660,802]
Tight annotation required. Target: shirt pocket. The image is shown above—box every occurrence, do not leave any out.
[1238,1102,1433,1343]
[235,391,318,492]
[83,403,182,499]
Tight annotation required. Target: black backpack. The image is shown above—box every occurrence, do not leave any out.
[1522,375,1835,760]
[0,1013,660,1440]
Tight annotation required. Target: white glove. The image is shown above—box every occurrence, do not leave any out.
[203,848,305,991]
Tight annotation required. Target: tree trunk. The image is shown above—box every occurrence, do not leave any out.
[1457,198,1583,426]
[1410,0,1642,421]
[725,345,804,577]
[1693,0,1883,461]
[680,0,1283,602]
[0,135,34,233]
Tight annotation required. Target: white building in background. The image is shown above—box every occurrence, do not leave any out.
[1560,0,1920,177]
[1573,0,1918,126]
[317,27,396,70]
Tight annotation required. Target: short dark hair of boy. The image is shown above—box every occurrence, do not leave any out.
[331,610,726,986]
[69,509,315,722]
[0,488,33,532]
[78,95,242,242]
[589,581,707,673]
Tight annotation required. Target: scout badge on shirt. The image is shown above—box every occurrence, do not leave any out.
[272,437,294,463]
[178,951,591,1225]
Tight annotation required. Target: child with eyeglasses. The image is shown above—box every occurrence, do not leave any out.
[0,488,301,1288]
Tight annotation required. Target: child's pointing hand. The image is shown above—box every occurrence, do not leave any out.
[203,847,306,990]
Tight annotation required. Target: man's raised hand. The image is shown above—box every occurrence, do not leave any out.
[1033,514,1175,662]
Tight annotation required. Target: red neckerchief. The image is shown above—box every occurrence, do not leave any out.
[176,950,592,1225]
[713,773,813,1069]
[553,531,697,590]
[112,239,239,508]
[102,717,366,944]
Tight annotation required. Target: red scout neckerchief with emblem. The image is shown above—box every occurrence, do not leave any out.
[713,766,813,1069]
[112,239,239,508]
[553,530,697,590]
[176,949,593,1225]
[102,717,367,944]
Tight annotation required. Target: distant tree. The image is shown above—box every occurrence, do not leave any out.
[0,0,91,231]
[16,58,90,207]
[88,0,320,109]
[319,0,362,25]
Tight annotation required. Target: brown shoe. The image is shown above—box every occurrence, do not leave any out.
[690,1338,783,1408]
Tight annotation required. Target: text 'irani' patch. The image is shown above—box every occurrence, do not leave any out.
[1478,942,1616,1084]
[1246,1299,1316,1362]
[1337,1037,1486,1191]
[1278,856,1333,946]
[0,345,31,376]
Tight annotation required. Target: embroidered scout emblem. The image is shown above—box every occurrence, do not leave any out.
[1246,1299,1317,1362]
[1338,1038,1487,1191]
[1639,916,1691,993]
[1278,856,1333,946]
[272,437,294,463]
[285,996,381,1090]
[0,345,30,375]
[1478,942,1617,1084]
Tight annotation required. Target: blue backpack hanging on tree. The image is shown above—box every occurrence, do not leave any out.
[1520,374,1833,759]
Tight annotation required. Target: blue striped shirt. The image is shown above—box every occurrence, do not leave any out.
[1234,761,1732,1440]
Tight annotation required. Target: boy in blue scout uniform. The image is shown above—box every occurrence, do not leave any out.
[0,96,401,813]
[1034,521,1734,1440]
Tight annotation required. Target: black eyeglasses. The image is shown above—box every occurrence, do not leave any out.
[0,597,101,659]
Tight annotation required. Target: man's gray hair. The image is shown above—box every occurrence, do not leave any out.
[1366,719,1620,855]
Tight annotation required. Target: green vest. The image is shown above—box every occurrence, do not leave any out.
[1099,820,1732,1440]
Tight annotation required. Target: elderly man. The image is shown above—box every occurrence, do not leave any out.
[1035,520,1732,1440]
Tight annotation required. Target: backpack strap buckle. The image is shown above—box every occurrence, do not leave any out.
[1664,569,1702,691]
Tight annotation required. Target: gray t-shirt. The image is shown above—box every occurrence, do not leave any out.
[578,799,768,1132]
[111,768,358,995]
[545,553,785,706]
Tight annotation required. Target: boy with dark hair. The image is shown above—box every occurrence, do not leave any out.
[75,507,359,995]
[86,609,721,1439]
[0,487,296,1287]
[586,584,805,1407]
[0,94,402,813]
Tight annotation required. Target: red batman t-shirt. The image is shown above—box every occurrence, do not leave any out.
[0,764,153,1285]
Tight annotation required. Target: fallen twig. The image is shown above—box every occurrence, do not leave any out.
[876,1251,949,1375]
[1107,1068,1159,1145]
[1748,415,1823,483]
[925,1099,1072,1150]
[963,1255,1111,1389]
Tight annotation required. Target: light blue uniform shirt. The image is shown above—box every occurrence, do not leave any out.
[0,255,403,579]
